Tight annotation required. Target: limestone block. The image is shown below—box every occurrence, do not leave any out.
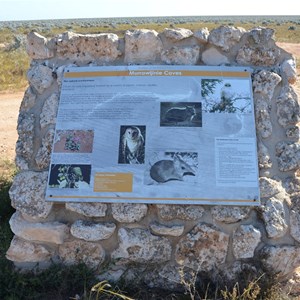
[59,240,105,267]
[255,98,272,138]
[211,206,250,224]
[276,141,300,172]
[9,171,52,219]
[56,32,121,62]
[248,27,275,44]
[157,204,204,221]
[27,64,54,94]
[35,128,55,170]
[259,177,283,198]
[150,223,184,237]
[233,225,261,259]
[175,223,229,271]
[276,86,300,128]
[252,70,281,101]
[19,86,37,112]
[65,202,107,217]
[16,112,35,161]
[55,64,77,87]
[201,47,229,66]
[15,156,29,171]
[40,93,59,129]
[286,126,300,141]
[290,210,300,242]
[260,245,300,276]
[284,176,300,194]
[281,58,297,84]
[6,236,51,262]
[111,228,172,263]
[194,28,209,43]
[26,31,54,59]
[9,211,68,244]
[208,26,245,52]
[258,140,272,169]
[261,198,288,239]
[161,46,200,65]
[163,28,193,41]
[124,29,162,64]
[111,203,147,223]
[70,220,116,241]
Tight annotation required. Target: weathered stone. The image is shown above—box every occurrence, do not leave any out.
[248,27,275,44]
[9,171,52,219]
[201,47,229,66]
[124,29,162,64]
[59,240,105,267]
[252,70,281,101]
[259,177,283,198]
[208,26,245,52]
[65,202,107,217]
[161,46,200,65]
[281,58,297,84]
[6,236,51,262]
[255,98,272,138]
[284,176,300,194]
[26,31,54,59]
[19,86,37,112]
[258,140,272,169]
[70,220,116,241]
[35,128,55,170]
[157,205,204,221]
[111,228,172,263]
[211,206,250,224]
[27,64,54,94]
[175,223,229,271]
[276,141,300,172]
[276,86,300,128]
[56,32,121,62]
[150,223,184,236]
[15,156,29,171]
[286,126,300,141]
[221,262,258,283]
[111,203,147,223]
[55,64,77,87]
[261,198,288,239]
[40,93,59,129]
[163,28,193,41]
[233,225,261,259]
[290,209,300,242]
[260,245,300,276]
[9,211,68,244]
[194,28,209,43]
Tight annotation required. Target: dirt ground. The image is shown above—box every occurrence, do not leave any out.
[0,43,299,163]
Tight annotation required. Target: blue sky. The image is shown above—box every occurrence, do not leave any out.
[0,0,298,21]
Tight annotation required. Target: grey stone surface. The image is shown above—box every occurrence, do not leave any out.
[201,47,229,65]
[259,177,283,198]
[175,223,229,271]
[157,205,204,221]
[26,31,54,59]
[284,176,300,195]
[255,98,272,138]
[276,141,300,172]
[111,203,148,223]
[290,209,300,243]
[211,206,250,224]
[258,140,272,169]
[161,46,200,65]
[281,58,297,84]
[150,223,184,236]
[27,64,54,94]
[9,171,52,219]
[65,202,107,217]
[194,28,209,43]
[19,86,37,112]
[70,220,116,241]
[286,125,300,141]
[40,93,59,129]
[163,28,193,40]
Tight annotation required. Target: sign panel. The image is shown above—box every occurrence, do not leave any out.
[46,66,260,206]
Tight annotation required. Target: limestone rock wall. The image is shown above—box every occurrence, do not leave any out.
[6,26,300,291]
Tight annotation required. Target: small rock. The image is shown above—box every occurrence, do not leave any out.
[211,206,250,223]
[163,28,193,41]
[27,64,54,94]
[66,202,107,217]
[157,204,204,221]
[150,223,184,236]
[161,46,200,65]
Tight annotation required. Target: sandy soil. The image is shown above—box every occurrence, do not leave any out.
[0,43,299,162]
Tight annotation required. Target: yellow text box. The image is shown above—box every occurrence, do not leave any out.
[94,173,133,192]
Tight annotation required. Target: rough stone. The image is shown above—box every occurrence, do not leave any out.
[258,140,272,169]
[259,177,283,198]
[6,236,51,262]
[286,125,300,141]
[35,128,55,170]
[163,28,193,41]
[65,202,107,217]
[276,86,300,128]
[248,27,275,44]
[194,28,209,43]
[9,211,68,244]
[281,58,297,84]
[208,26,245,52]
[40,93,59,129]
[124,29,162,64]
[150,223,184,236]
[111,203,147,223]
[59,240,105,268]
[55,64,77,87]
[157,205,204,221]
[56,32,121,62]
[26,31,54,59]
[233,225,261,259]
[290,209,300,242]
[9,171,52,219]
[175,223,229,271]
[276,141,300,172]
[201,47,229,66]
[284,176,300,194]
[261,198,288,239]
[161,46,200,65]
[111,228,172,263]
[27,64,54,94]
[255,98,272,138]
[211,206,250,224]
[70,220,116,241]
[15,156,29,171]
[19,86,37,112]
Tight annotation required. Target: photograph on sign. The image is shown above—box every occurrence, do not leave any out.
[46,66,260,206]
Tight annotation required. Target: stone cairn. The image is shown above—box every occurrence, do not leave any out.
[5,26,300,293]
